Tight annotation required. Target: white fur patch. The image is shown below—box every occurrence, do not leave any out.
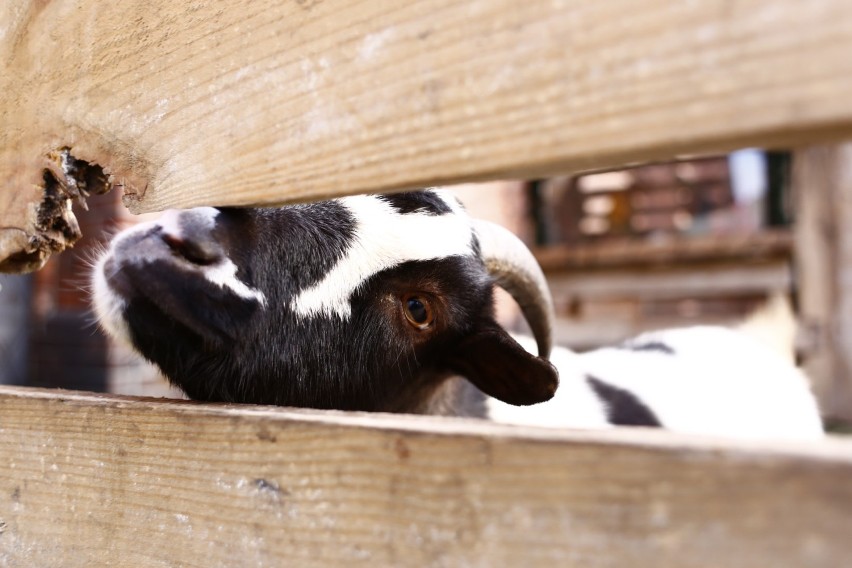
[92,217,166,345]
[577,327,824,440]
[489,330,824,441]
[92,207,266,343]
[92,252,133,345]
[291,194,475,318]
[205,258,267,305]
[158,207,266,305]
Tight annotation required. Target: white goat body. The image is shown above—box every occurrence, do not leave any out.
[484,298,824,441]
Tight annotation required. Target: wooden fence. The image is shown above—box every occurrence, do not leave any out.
[2,0,852,565]
[1,386,851,568]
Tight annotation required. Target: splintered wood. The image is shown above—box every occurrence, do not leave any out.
[0,387,851,568]
[3,0,852,271]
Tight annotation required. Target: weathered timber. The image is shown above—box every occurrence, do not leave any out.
[4,0,852,271]
[534,230,793,272]
[546,259,790,301]
[0,386,850,567]
[793,145,852,422]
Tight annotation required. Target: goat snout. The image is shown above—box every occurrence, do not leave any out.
[160,230,224,266]
[156,208,225,266]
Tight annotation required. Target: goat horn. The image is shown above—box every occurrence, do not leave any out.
[472,219,554,359]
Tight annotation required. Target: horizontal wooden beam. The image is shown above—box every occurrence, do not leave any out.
[535,230,794,272]
[3,0,852,270]
[546,259,790,304]
[0,386,850,567]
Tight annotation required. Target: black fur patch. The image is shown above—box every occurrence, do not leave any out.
[470,233,482,259]
[217,202,357,301]
[377,191,453,215]
[586,375,662,427]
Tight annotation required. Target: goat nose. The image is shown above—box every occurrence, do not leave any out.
[161,232,223,265]
[158,209,225,266]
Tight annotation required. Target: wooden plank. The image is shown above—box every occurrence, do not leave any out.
[793,146,852,422]
[552,306,755,351]
[831,146,852,423]
[793,147,839,417]
[0,386,850,567]
[545,257,784,349]
[535,230,793,271]
[4,0,852,271]
[545,259,791,301]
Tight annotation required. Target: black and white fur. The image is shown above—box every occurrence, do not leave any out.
[92,190,824,440]
[93,190,557,413]
[494,322,825,440]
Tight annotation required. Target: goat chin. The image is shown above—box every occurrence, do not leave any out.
[464,300,825,441]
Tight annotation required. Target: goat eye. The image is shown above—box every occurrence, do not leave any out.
[403,295,434,329]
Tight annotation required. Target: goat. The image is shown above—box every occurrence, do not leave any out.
[493,306,826,440]
[92,190,824,440]
[93,190,557,414]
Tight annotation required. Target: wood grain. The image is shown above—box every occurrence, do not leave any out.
[0,386,850,567]
[535,230,793,271]
[3,0,852,270]
[793,146,852,421]
[546,259,790,302]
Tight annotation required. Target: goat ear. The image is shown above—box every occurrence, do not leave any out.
[447,323,559,406]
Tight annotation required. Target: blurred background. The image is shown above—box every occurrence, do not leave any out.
[2,146,850,429]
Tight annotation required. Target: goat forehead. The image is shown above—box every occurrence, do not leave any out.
[290,193,476,319]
